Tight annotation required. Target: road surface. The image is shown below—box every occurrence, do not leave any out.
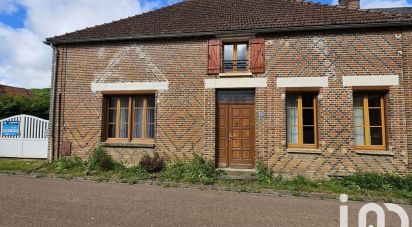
[0,175,410,226]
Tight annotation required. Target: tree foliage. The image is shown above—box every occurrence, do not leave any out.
[0,88,50,120]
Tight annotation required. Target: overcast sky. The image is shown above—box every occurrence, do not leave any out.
[0,0,411,88]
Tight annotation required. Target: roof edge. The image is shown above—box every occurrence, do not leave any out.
[44,21,412,45]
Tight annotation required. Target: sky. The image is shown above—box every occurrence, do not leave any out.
[0,0,411,88]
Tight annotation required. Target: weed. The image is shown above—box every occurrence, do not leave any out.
[340,172,412,192]
[41,157,85,175]
[88,146,124,172]
[162,154,221,185]
[139,153,164,173]
[256,161,273,185]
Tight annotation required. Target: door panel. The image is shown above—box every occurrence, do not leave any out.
[217,104,229,168]
[229,104,255,168]
[217,103,255,169]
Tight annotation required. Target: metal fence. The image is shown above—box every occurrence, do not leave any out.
[0,115,49,159]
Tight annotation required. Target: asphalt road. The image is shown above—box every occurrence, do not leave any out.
[0,175,411,227]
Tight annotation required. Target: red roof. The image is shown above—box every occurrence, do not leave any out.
[0,85,32,97]
[46,0,412,44]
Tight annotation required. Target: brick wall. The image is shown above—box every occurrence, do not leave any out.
[403,30,412,172]
[50,28,412,177]
[51,39,212,163]
[264,29,409,177]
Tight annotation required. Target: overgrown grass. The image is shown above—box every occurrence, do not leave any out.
[252,161,412,202]
[161,154,223,185]
[0,158,46,172]
[40,157,86,176]
[2,149,412,203]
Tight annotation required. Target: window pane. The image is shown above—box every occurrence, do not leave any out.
[147,124,155,138]
[355,127,365,145]
[224,45,233,60]
[109,109,116,123]
[133,96,144,138]
[119,97,129,138]
[302,94,314,108]
[368,94,381,108]
[133,109,143,138]
[354,94,365,145]
[135,96,144,108]
[354,107,364,127]
[108,124,116,138]
[108,97,117,108]
[370,127,383,145]
[354,94,364,108]
[147,96,155,108]
[369,109,382,126]
[224,44,233,72]
[287,95,298,144]
[354,103,365,145]
[108,97,117,138]
[146,108,155,138]
[237,44,247,71]
[237,44,247,61]
[303,126,315,144]
[302,109,314,126]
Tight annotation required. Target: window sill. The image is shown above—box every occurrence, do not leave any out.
[287,148,322,155]
[355,150,394,156]
[219,72,253,77]
[100,142,155,149]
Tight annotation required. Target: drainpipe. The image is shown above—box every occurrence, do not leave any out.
[50,44,59,161]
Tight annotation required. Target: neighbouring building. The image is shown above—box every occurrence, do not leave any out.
[45,0,412,177]
[0,85,32,97]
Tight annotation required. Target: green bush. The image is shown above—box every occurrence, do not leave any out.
[0,88,50,119]
[162,154,221,185]
[88,147,124,172]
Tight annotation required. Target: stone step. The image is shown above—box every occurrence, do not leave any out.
[218,168,258,181]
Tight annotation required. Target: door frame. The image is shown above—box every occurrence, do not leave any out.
[215,90,256,169]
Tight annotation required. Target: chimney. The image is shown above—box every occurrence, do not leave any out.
[338,0,360,10]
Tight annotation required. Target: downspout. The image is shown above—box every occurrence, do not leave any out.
[50,44,59,161]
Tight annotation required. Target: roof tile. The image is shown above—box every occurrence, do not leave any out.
[46,0,412,43]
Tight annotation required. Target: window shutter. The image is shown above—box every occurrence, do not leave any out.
[250,37,265,74]
[207,39,222,75]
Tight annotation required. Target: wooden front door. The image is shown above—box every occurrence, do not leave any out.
[217,103,255,169]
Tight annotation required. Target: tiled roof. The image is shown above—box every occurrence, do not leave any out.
[373,7,412,15]
[0,85,32,97]
[46,0,412,44]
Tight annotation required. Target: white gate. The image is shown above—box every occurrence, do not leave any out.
[0,115,49,159]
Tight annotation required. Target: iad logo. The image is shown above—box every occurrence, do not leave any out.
[340,194,409,227]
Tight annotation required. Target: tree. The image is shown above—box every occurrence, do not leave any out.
[0,88,50,120]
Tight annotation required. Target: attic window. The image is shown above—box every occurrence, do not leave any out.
[223,42,249,73]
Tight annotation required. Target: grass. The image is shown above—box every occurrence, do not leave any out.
[1,149,411,204]
[0,158,46,172]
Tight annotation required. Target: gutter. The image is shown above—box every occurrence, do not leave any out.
[44,21,412,45]
[49,44,59,160]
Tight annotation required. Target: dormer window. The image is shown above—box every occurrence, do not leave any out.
[223,43,249,73]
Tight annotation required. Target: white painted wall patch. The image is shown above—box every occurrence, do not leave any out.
[91,82,169,92]
[277,77,328,88]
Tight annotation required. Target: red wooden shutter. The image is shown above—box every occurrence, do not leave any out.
[207,39,222,75]
[250,37,265,74]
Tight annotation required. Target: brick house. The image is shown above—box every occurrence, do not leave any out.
[45,0,412,177]
[0,85,32,97]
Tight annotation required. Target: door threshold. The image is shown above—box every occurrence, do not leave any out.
[218,168,256,173]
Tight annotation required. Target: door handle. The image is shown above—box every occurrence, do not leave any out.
[229,133,233,140]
